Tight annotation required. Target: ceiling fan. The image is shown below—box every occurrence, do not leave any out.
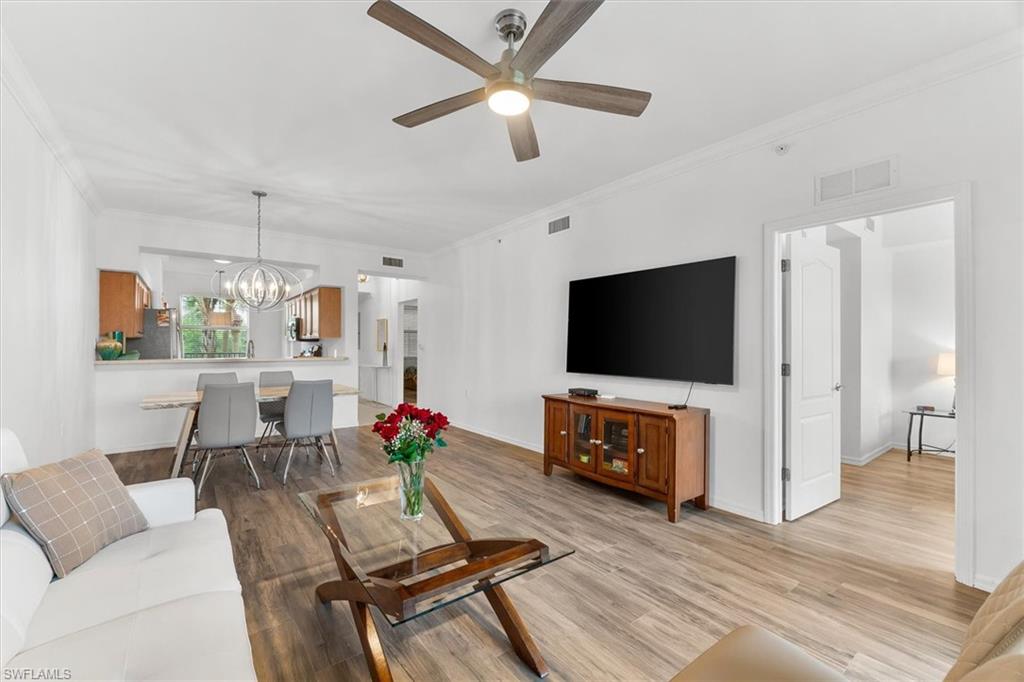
[367,0,652,162]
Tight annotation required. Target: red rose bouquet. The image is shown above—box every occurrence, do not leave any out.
[371,403,450,520]
[372,403,450,464]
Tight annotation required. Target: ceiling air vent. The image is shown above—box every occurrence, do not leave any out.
[382,256,404,268]
[548,216,570,234]
[815,157,897,204]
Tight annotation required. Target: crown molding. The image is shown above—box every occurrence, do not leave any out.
[0,29,104,214]
[101,208,423,259]
[437,28,1023,256]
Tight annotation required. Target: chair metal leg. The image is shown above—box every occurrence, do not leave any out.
[257,423,271,461]
[282,442,297,484]
[197,450,218,499]
[316,437,336,477]
[238,446,261,490]
[273,441,288,472]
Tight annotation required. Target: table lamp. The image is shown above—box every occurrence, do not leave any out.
[937,352,956,413]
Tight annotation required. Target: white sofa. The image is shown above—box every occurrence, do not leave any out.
[0,428,256,680]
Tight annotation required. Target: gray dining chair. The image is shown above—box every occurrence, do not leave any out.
[188,372,241,474]
[272,380,337,484]
[196,372,238,389]
[257,370,293,459]
[193,382,261,498]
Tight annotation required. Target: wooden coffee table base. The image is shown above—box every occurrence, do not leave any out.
[312,479,551,681]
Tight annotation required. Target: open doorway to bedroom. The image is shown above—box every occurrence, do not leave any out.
[766,185,971,583]
[781,200,956,519]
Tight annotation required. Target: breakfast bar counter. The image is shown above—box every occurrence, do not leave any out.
[94,356,359,455]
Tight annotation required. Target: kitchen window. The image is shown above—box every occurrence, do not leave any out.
[179,295,250,358]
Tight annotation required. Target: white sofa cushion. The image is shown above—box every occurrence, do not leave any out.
[125,479,196,527]
[0,525,53,667]
[0,428,55,667]
[7,591,256,681]
[22,508,240,651]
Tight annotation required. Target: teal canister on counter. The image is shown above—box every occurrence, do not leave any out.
[112,330,124,346]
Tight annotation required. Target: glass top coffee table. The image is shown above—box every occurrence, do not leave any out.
[299,475,573,680]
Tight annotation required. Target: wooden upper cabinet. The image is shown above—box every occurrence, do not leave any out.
[99,270,150,338]
[290,286,342,340]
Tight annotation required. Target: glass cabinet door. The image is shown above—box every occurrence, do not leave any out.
[598,410,634,481]
[570,407,596,472]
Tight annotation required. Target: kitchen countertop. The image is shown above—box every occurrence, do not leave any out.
[95,356,349,368]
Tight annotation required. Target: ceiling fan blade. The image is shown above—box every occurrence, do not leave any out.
[507,113,540,162]
[510,0,603,78]
[393,89,487,128]
[532,78,651,117]
[367,0,500,80]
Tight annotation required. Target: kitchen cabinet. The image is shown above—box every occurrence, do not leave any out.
[99,270,151,338]
[287,286,342,340]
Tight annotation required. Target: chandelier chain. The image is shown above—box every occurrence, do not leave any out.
[256,193,262,261]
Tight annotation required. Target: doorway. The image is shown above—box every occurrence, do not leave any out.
[763,183,975,584]
[780,203,957,520]
[356,274,424,424]
[400,300,418,404]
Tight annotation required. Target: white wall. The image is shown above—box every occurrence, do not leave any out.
[424,54,1023,586]
[0,81,97,464]
[891,242,957,446]
[857,221,895,459]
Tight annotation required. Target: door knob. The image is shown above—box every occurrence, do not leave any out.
[559,430,567,436]
[637,448,645,455]
[834,383,843,391]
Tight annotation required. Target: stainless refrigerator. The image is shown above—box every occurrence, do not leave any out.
[126,308,180,359]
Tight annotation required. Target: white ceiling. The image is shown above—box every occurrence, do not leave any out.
[2,1,1018,251]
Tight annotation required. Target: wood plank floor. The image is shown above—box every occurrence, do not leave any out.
[110,430,985,681]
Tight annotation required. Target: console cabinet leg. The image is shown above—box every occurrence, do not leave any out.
[694,494,707,510]
[543,459,553,476]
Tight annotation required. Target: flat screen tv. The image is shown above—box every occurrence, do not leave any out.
[566,256,736,385]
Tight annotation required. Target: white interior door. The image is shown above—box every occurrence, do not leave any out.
[785,234,842,520]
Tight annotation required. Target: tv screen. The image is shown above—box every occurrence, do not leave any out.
[566,256,736,385]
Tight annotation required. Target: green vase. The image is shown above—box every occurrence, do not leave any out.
[96,336,123,361]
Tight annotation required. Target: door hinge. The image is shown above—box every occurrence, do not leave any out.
[782,467,791,482]
[781,363,791,377]
[780,259,791,273]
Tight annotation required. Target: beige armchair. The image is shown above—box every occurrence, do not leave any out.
[672,561,1024,681]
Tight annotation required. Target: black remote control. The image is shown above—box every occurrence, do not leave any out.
[667,404,688,410]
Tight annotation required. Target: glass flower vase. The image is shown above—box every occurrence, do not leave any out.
[396,459,425,521]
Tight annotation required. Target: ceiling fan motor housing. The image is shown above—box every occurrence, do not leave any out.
[494,8,527,43]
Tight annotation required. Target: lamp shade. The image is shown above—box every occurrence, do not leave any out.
[936,352,956,377]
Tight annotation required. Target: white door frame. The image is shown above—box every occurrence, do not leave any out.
[762,182,975,585]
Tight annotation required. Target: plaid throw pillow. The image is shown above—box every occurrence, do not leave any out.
[1,449,148,577]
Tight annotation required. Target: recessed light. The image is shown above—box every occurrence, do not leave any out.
[213,259,231,264]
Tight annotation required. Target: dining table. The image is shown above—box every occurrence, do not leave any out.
[139,383,360,478]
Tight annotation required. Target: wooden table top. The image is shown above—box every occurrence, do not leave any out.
[140,383,359,410]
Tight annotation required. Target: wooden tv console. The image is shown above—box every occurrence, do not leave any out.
[542,394,708,522]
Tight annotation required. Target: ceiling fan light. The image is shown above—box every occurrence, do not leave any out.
[487,88,530,116]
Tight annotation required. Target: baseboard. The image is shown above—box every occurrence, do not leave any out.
[452,421,543,454]
[101,440,178,455]
[707,497,766,522]
[973,574,999,592]
[842,442,895,466]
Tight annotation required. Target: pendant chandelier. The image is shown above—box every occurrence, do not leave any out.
[211,190,302,311]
